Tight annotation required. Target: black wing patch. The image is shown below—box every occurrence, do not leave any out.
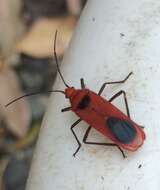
[107,117,137,144]
[77,95,91,109]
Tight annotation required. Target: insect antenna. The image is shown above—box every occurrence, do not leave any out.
[5,90,65,107]
[54,30,70,88]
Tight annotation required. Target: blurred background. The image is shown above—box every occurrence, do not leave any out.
[0,0,86,189]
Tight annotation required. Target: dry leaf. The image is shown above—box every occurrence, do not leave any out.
[0,0,25,57]
[16,16,76,58]
[0,158,9,190]
[0,63,31,138]
[66,0,82,16]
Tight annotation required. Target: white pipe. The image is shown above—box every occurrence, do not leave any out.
[26,0,160,189]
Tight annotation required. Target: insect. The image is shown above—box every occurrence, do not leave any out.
[6,31,146,158]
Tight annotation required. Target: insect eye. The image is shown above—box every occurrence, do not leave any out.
[77,95,90,109]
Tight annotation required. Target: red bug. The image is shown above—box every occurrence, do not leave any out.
[6,31,146,158]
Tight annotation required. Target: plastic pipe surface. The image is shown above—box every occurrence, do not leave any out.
[26,0,160,190]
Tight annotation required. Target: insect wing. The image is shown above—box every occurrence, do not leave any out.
[106,117,145,151]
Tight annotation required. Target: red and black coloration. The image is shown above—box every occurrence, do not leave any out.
[5,31,146,158]
[64,79,145,158]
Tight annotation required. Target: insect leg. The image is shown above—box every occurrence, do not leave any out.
[61,107,72,112]
[109,90,130,118]
[80,78,85,89]
[83,126,126,158]
[70,119,82,157]
[98,72,133,95]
